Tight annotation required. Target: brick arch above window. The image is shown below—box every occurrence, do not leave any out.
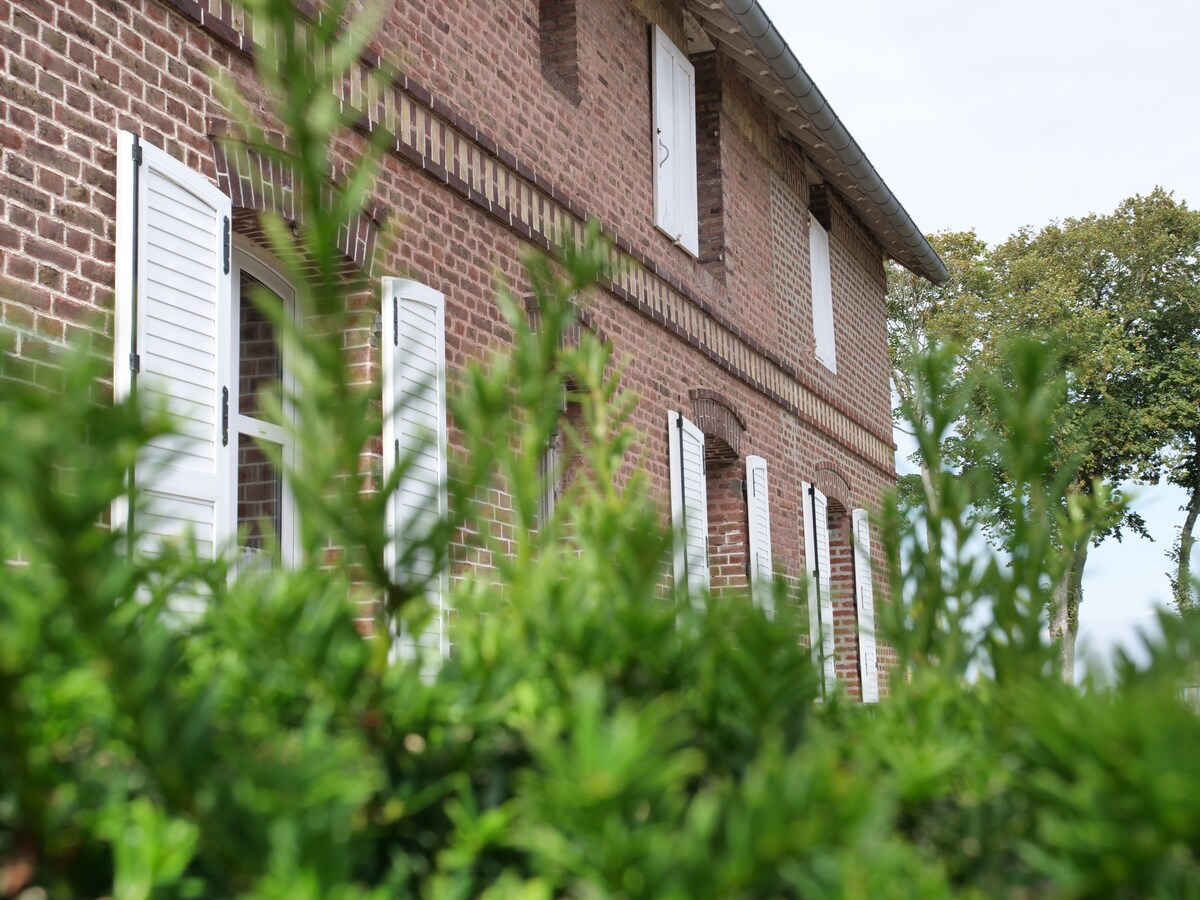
[689,389,747,461]
[208,119,383,274]
[812,463,852,518]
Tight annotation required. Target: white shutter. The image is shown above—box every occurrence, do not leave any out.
[383,278,448,665]
[802,482,835,695]
[652,25,698,256]
[809,213,836,372]
[745,455,774,616]
[668,410,709,598]
[113,131,233,563]
[852,509,880,703]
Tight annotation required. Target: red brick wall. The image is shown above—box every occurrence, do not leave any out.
[705,453,745,594]
[0,0,902,696]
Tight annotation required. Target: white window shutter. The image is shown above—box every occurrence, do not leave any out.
[802,482,835,695]
[852,509,880,703]
[652,26,698,256]
[745,455,774,616]
[113,131,234,564]
[668,410,709,598]
[383,278,449,665]
[809,213,836,372]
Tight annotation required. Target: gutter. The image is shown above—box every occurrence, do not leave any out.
[718,0,948,284]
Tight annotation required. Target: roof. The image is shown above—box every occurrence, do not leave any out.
[684,0,948,283]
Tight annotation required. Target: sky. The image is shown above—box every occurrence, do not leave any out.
[755,0,1200,677]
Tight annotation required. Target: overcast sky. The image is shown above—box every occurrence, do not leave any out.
[756,0,1200,676]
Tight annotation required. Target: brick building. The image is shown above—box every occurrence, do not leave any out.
[0,0,945,700]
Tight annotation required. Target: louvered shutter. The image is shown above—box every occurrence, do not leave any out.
[745,455,774,616]
[852,509,880,703]
[383,278,448,664]
[809,213,837,372]
[668,410,709,598]
[113,131,233,563]
[652,25,699,256]
[802,482,835,694]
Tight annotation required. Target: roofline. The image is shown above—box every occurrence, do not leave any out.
[715,0,948,284]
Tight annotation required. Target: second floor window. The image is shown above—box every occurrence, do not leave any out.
[652,25,699,256]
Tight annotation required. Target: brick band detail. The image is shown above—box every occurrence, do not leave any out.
[168,0,896,477]
[209,124,381,273]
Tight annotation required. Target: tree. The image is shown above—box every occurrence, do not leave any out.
[886,230,992,569]
[890,193,1200,679]
[1099,193,1200,616]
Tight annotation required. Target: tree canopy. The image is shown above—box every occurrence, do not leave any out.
[887,191,1200,677]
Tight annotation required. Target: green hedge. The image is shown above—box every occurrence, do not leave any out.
[2,3,1198,896]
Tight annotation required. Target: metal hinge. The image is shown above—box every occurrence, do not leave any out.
[222,216,231,275]
[129,352,140,373]
[393,297,399,345]
[132,141,142,165]
[221,387,230,446]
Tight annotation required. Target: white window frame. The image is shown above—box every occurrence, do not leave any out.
[652,25,699,256]
[227,240,300,569]
[809,212,837,372]
[113,130,303,575]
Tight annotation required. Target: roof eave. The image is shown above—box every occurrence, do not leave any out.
[685,0,948,284]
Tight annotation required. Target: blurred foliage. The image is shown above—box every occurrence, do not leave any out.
[3,2,1200,897]
[888,193,1200,668]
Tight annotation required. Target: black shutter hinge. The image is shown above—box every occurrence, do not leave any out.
[221,386,230,446]
[393,297,398,345]
[129,352,140,373]
[222,216,231,274]
[132,141,142,165]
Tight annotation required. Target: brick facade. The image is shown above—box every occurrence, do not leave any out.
[0,0,930,699]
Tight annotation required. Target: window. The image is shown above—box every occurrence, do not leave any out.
[382,278,449,664]
[113,131,301,570]
[668,409,708,596]
[539,0,580,103]
[232,252,298,568]
[538,396,586,532]
[651,25,699,256]
[809,212,837,372]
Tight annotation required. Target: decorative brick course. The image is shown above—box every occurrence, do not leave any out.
[0,0,910,697]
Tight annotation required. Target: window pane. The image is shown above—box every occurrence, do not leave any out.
[237,437,282,560]
[239,272,282,419]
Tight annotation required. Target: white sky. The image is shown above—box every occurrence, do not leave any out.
[756,0,1200,676]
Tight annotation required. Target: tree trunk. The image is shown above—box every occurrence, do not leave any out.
[1050,539,1088,683]
[920,460,941,579]
[1172,434,1200,614]
[1174,487,1200,614]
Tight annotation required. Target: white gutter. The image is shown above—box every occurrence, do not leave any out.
[717,0,948,283]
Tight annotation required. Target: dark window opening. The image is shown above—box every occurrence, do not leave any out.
[539,0,581,104]
[692,51,726,279]
[809,183,833,232]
